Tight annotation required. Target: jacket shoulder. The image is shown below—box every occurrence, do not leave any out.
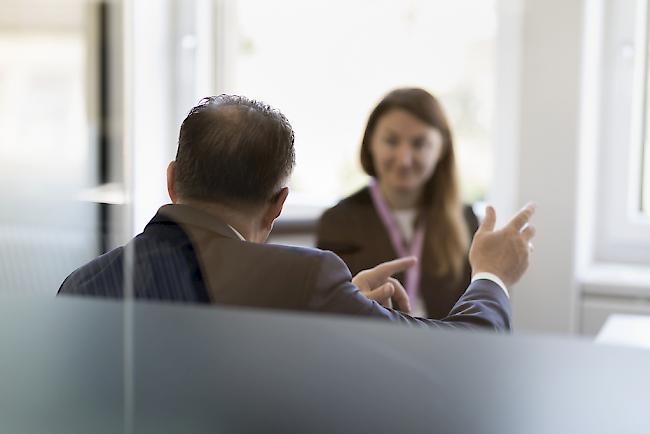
[318,186,372,228]
[58,247,125,296]
[316,187,377,251]
[326,186,372,214]
[210,240,350,311]
[252,243,351,285]
[250,241,335,265]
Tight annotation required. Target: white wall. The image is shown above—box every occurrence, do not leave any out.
[499,0,650,335]
[493,0,584,333]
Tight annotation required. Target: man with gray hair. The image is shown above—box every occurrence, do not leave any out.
[59,94,536,330]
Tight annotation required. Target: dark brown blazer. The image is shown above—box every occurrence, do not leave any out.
[316,186,480,319]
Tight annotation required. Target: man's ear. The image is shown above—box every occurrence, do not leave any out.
[261,187,289,230]
[166,161,177,203]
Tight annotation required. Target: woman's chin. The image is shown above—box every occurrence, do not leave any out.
[388,182,421,194]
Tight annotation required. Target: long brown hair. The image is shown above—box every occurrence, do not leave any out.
[360,88,469,278]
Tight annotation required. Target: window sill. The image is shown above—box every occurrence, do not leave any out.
[579,263,650,299]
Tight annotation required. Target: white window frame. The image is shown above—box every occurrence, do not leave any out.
[123,0,217,236]
[590,0,650,265]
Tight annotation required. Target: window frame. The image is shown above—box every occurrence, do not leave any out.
[592,0,650,265]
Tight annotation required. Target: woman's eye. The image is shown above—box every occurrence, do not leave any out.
[412,138,428,149]
[383,137,399,146]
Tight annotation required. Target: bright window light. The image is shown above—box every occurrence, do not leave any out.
[221,0,497,207]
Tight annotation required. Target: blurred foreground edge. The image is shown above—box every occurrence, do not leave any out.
[0,295,648,434]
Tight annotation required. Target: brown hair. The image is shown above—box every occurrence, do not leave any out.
[360,88,469,278]
[175,95,295,205]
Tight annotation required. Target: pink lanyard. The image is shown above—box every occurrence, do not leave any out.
[369,179,425,298]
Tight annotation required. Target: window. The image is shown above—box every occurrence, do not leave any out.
[216,0,497,212]
[584,0,650,265]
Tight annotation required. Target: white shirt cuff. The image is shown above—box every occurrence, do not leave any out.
[471,272,510,298]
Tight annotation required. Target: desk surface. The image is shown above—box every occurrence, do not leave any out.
[597,313,650,349]
[1,295,649,434]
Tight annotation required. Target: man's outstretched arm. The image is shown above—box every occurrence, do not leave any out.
[309,203,537,331]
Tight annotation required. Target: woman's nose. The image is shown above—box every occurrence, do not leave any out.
[395,144,413,166]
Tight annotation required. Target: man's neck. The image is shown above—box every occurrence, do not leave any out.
[176,199,260,242]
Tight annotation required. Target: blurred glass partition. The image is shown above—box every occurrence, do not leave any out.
[2,294,650,433]
[0,1,120,294]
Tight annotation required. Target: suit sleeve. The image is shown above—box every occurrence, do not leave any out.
[307,251,511,332]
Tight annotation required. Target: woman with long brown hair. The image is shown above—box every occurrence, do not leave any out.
[316,88,478,319]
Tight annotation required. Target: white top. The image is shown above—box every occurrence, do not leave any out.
[390,208,427,316]
[392,208,417,244]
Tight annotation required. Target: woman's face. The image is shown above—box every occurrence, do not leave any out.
[370,109,444,192]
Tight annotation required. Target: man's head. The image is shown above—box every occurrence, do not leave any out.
[167,95,295,241]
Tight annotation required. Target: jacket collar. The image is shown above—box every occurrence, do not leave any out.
[151,204,242,241]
